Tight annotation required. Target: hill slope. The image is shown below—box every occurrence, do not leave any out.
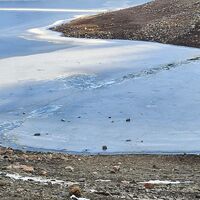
[53,0,200,48]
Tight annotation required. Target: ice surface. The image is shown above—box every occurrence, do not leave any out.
[0,38,199,153]
[0,0,200,154]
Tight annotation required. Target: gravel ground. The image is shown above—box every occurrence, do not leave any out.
[52,0,200,48]
[0,147,200,200]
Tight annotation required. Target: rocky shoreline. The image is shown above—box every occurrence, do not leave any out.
[52,0,200,48]
[0,146,200,199]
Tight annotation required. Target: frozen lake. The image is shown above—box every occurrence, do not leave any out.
[0,0,200,154]
[0,0,151,58]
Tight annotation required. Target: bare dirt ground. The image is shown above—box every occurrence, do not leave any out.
[0,147,200,200]
[53,0,200,48]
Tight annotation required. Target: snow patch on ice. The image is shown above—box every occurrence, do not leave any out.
[0,121,24,133]
[28,105,62,118]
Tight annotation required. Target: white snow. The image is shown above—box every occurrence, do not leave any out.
[0,172,79,186]
[70,195,90,200]
[70,195,89,200]
[25,24,108,45]
[95,179,111,182]
[141,180,192,185]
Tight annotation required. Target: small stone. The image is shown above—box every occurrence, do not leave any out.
[40,170,47,176]
[121,180,130,184]
[126,118,131,122]
[69,185,81,197]
[3,155,9,159]
[20,165,34,173]
[110,165,120,173]
[113,165,120,171]
[108,117,111,119]
[16,188,24,192]
[79,178,85,182]
[0,181,9,187]
[152,165,158,169]
[6,148,13,155]
[102,145,107,151]
[144,183,154,189]
[61,119,66,122]
[126,139,131,142]
[196,194,200,198]
[34,133,41,136]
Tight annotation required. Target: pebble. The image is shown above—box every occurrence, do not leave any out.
[110,165,120,173]
[0,180,9,187]
[34,133,41,136]
[196,194,200,198]
[144,183,154,189]
[102,145,107,151]
[39,170,47,176]
[69,185,81,197]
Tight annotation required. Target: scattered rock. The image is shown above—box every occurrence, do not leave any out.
[0,148,13,155]
[7,164,34,173]
[121,180,130,184]
[78,178,85,182]
[69,185,81,197]
[0,180,9,187]
[126,139,131,142]
[144,183,155,189]
[34,133,41,136]
[102,145,107,151]
[196,194,200,198]
[61,119,66,122]
[3,155,9,159]
[110,165,120,173]
[93,190,110,196]
[126,118,131,122]
[39,170,47,176]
